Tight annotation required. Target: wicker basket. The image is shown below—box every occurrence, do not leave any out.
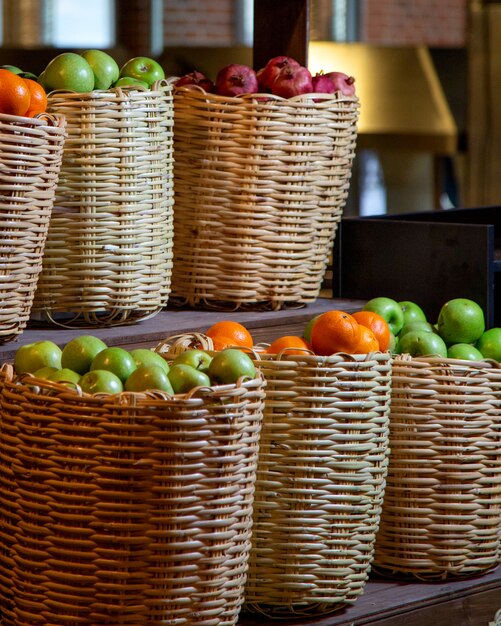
[373,354,501,580]
[0,362,265,626]
[32,81,174,327]
[155,335,391,616]
[170,88,359,311]
[0,112,66,342]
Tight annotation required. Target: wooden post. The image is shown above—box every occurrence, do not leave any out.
[253,0,310,70]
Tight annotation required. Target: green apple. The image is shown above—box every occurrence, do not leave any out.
[81,49,119,90]
[399,300,427,325]
[447,343,484,361]
[1,65,22,74]
[79,370,123,394]
[437,298,485,345]
[388,331,397,354]
[363,297,405,336]
[398,320,435,340]
[476,327,501,361]
[47,368,81,385]
[119,56,164,86]
[171,349,212,374]
[90,347,137,383]
[207,349,256,385]
[129,348,169,374]
[113,76,149,89]
[42,52,95,93]
[168,363,211,394]
[14,341,62,375]
[61,335,107,375]
[19,71,38,80]
[397,329,447,358]
[125,364,174,393]
[303,315,320,343]
[33,366,60,379]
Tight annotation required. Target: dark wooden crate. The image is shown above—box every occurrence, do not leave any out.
[333,206,501,327]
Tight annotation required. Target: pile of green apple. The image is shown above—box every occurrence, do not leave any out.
[363,296,501,362]
[13,335,256,395]
[37,50,165,94]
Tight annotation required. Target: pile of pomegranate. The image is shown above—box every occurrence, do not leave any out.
[174,55,356,99]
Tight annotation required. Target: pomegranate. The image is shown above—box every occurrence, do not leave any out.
[175,70,214,92]
[257,55,301,92]
[215,64,258,97]
[271,65,313,98]
[324,71,356,96]
[312,72,337,94]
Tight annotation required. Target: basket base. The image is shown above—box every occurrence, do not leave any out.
[168,296,310,312]
[371,563,501,582]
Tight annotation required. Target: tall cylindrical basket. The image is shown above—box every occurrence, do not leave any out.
[171,88,359,311]
[0,362,265,626]
[32,82,174,327]
[155,335,391,616]
[0,111,66,342]
[374,354,501,579]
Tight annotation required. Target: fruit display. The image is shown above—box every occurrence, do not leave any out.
[174,54,356,98]
[39,50,165,92]
[0,67,48,117]
[356,295,500,362]
[1,50,165,99]
[13,331,257,396]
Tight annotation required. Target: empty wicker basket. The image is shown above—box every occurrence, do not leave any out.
[170,88,359,311]
[0,362,265,626]
[32,82,174,327]
[155,335,391,616]
[374,354,501,579]
[0,112,66,342]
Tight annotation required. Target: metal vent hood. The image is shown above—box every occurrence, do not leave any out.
[309,42,458,155]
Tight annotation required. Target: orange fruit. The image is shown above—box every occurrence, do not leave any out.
[310,310,361,355]
[210,335,236,351]
[352,310,391,351]
[267,335,311,355]
[0,69,30,116]
[353,325,380,354]
[23,78,47,117]
[206,321,253,348]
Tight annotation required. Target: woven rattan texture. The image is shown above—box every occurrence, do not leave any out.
[155,335,391,616]
[170,89,359,311]
[245,350,391,616]
[0,363,265,626]
[32,82,174,327]
[373,354,501,580]
[0,112,66,342]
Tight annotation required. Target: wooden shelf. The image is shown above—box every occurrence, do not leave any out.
[0,297,364,361]
[238,567,501,626]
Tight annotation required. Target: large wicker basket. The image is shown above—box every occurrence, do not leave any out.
[0,112,66,342]
[32,81,174,327]
[374,354,501,579]
[170,88,359,311]
[0,362,265,626]
[155,335,391,616]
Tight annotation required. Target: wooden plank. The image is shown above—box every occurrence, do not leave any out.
[238,567,501,625]
[0,298,364,362]
[253,0,310,69]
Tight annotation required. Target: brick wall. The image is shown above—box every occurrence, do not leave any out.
[161,0,467,48]
[360,0,466,47]
[163,0,235,46]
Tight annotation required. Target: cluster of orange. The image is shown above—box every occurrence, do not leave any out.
[0,69,47,118]
[204,311,390,357]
